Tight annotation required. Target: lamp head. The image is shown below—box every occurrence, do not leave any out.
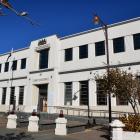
[93,15,100,25]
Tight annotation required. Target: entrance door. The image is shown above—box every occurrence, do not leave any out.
[38,84,48,112]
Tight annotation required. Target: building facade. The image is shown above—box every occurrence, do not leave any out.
[0,17,140,113]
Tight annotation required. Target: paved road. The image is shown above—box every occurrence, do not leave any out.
[0,126,109,140]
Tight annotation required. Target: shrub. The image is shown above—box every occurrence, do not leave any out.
[120,114,140,132]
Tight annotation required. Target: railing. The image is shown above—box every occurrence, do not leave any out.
[47,106,134,118]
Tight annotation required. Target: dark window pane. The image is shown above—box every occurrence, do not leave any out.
[65,48,72,61]
[0,64,1,73]
[10,87,15,105]
[21,58,26,69]
[113,37,125,53]
[4,62,9,72]
[96,80,107,105]
[64,82,72,105]
[39,49,49,69]
[133,33,140,50]
[19,86,24,105]
[80,81,88,105]
[79,45,88,59]
[12,60,17,71]
[95,41,105,56]
[1,88,6,105]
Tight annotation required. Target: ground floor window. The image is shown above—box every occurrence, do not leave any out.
[19,86,24,105]
[1,88,6,105]
[64,82,72,105]
[96,80,107,105]
[10,87,15,105]
[116,96,128,105]
[80,81,89,105]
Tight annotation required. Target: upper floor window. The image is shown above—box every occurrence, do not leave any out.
[95,41,105,56]
[79,44,88,59]
[0,64,1,73]
[64,82,72,105]
[133,33,140,50]
[12,60,17,71]
[1,87,6,105]
[4,62,9,72]
[39,49,49,69]
[113,37,125,53]
[65,48,73,61]
[21,58,26,69]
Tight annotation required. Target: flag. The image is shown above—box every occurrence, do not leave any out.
[6,48,13,62]
[0,0,12,9]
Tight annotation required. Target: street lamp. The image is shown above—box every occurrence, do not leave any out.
[93,15,112,123]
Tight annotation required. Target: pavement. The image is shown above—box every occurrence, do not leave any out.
[0,125,109,140]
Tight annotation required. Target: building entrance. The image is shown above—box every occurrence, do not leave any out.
[38,84,48,112]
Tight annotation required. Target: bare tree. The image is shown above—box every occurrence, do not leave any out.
[96,68,140,115]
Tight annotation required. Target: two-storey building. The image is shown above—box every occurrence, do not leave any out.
[0,17,140,114]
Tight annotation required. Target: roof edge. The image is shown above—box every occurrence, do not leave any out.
[60,17,140,40]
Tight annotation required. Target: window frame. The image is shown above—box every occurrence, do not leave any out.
[4,62,9,72]
[95,41,105,56]
[113,37,125,53]
[133,33,140,50]
[79,44,88,59]
[21,58,26,69]
[1,87,6,105]
[64,82,72,106]
[65,48,73,62]
[19,86,24,105]
[12,60,17,71]
[39,49,49,69]
[79,80,89,105]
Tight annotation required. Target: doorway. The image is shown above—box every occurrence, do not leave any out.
[38,84,48,112]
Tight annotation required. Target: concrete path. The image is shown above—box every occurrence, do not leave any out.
[0,126,109,140]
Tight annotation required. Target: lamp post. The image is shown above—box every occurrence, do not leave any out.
[93,15,112,123]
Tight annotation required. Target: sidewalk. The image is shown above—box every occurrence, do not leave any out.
[0,126,109,140]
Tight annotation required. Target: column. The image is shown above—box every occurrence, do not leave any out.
[72,81,80,106]
[89,80,97,107]
[59,83,64,106]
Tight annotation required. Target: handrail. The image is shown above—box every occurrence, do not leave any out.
[47,106,134,118]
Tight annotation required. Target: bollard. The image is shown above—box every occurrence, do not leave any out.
[28,115,39,132]
[110,119,125,140]
[55,110,67,135]
[7,114,17,129]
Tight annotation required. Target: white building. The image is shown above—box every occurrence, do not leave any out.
[0,17,140,114]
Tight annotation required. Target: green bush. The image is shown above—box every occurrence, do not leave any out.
[120,114,140,132]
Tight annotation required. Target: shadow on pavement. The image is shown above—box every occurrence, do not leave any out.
[0,132,34,140]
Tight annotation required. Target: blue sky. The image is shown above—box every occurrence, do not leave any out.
[0,0,139,53]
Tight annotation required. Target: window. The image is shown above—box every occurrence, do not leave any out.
[65,48,72,61]
[116,96,128,105]
[4,62,9,72]
[10,87,15,105]
[21,58,26,69]
[95,41,105,56]
[113,37,125,53]
[80,81,88,105]
[39,49,49,69]
[1,88,6,105]
[19,86,24,105]
[79,44,88,59]
[133,33,140,50]
[96,80,107,105]
[12,60,17,71]
[64,82,72,105]
[0,64,1,73]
